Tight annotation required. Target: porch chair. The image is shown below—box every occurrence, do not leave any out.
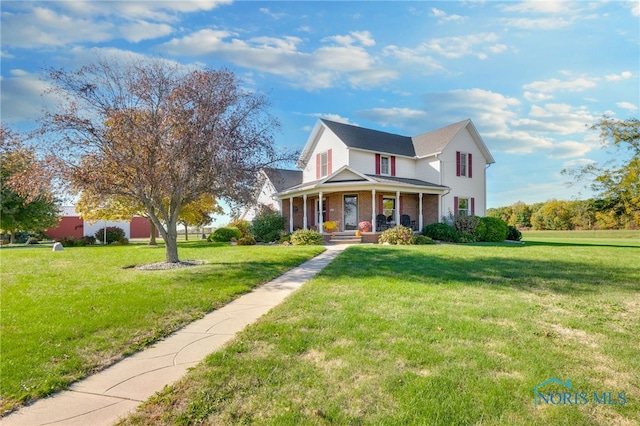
[376,214,388,231]
[400,214,416,230]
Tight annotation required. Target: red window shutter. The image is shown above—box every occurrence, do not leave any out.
[327,149,333,175]
[399,195,403,215]
[311,202,315,226]
[375,153,381,174]
[468,153,473,178]
[316,154,321,179]
[456,151,461,176]
[454,196,459,216]
[471,197,475,215]
[391,156,396,177]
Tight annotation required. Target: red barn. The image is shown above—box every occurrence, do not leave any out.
[45,207,156,240]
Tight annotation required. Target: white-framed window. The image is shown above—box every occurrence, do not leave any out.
[380,156,390,175]
[320,151,328,177]
[456,151,472,178]
[458,197,470,217]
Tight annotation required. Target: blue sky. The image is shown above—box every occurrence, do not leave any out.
[1,1,639,223]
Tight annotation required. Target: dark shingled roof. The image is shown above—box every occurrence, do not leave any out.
[321,119,416,157]
[263,168,302,192]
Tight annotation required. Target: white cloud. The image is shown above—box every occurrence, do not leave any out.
[562,158,597,169]
[307,113,357,126]
[523,76,597,94]
[616,101,638,111]
[499,1,575,14]
[357,107,428,128]
[523,91,554,102]
[0,70,56,123]
[259,8,285,20]
[430,7,466,24]
[424,33,502,59]
[548,140,593,159]
[160,29,387,90]
[119,21,174,43]
[605,71,633,81]
[518,103,595,135]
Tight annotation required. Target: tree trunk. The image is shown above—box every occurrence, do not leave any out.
[184,224,188,241]
[148,221,157,246]
[164,218,180,263]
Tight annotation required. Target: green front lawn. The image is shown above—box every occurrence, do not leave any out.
[122,233,639,425]
[0,242,324,413]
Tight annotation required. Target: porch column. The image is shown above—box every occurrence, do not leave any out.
[396,190,401,225]
[289,197,294,233]
[303,194,308,230]
[371,189,376,232]
[419,192,424,231]
[318,191,324,234]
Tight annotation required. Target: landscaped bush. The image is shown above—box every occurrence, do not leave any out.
[422,222,460,242]
[279,233,292,244]
[81,235,97,245]
[250,210,286,242]
[378,225,415,245]
[458,231,476,243]
[413,235,435,245]
[237,236,256,246]
[114,238,129,245]
[454,214,480,234]
[95,226,126,244]
[475,217,509,242]
[507,226,523,241]
[208,227,242,242]
[228,219,250,237]
[56,236,88,247]
[290,229,323,245]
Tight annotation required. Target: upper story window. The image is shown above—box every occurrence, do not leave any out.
[380,156,390,175]
[375,154,395,176]
[315,149,332,179]
[456,151,472,178]
[320,151,328,177]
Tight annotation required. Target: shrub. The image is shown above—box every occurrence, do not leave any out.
[290,229,324,245]
[114,238,129,245]
[422,222,460,242]
[56,236,85,247]
[279,233,292,244]
[454,214,480,234]
[81,235,97,245]
[208,227,242,242]
[413,235,435,245]
[458,231,476,243]
[378,225,415,245]
[250,211,286,243]
[475,217,509,242]
[228,219,250,237]
[237,236,256,246]
[506,226,522,241]
[95,226,126,244]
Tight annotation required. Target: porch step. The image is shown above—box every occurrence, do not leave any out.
[329,235,362,244]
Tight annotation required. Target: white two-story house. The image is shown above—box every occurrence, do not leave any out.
[247,118,494,234]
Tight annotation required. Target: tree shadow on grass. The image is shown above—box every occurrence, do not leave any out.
[319,245,640,296]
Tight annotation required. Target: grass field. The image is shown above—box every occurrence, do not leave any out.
[121,231,640,425]
[0,242,324,414]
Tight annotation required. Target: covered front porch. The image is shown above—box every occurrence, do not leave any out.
[278,187,444,235]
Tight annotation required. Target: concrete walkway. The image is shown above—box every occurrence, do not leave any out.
[3,245,347,426]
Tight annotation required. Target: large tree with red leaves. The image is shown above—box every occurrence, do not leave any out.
[42,57,292,262]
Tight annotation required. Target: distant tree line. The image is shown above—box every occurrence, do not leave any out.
[488,198,639,230]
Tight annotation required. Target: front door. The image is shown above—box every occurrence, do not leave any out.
[344,195,358,231]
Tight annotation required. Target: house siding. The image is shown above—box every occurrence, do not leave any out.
[441,128,487,217]
[302,128,348,183]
